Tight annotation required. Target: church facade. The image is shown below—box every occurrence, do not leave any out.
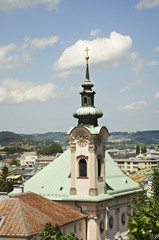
[24,49,140,240]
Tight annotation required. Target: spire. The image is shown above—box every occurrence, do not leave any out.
[85,47,90,81]
[73,48,103,126]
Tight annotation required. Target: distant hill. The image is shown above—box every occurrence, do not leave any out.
[108,130,159,145]
[21,132,68,143]
[0,131,23,145]
[0,130,159,146]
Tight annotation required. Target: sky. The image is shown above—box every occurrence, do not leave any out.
[0,0,159,134]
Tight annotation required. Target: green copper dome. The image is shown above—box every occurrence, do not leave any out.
[73,107,103,116]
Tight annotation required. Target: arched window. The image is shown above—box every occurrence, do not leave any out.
[98,158,102,177]
[79,159,87,177]
[109,216,113,229]
[121,212,126,225]
[84,97,87,104]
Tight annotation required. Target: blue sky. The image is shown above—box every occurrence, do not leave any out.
[0,0,159,134]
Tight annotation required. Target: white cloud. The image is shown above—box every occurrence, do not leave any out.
[118,100,148,111]
[0,35,58,70]
[154,91,159,98]
[120,79,143,93]
[155,46,159,52]
[29,36,58,49]
[90,29,101,37]
[56,70,74,79]
[120,86,130,93]
[67,86,82,96]
[132,59,145,73]
[0,79,56,103]
[136,0,159,9]
[146,61,159,66]
[53,31,135,77]
[132,58,159,73]
[133,79,143,86]
[0,0,61,12]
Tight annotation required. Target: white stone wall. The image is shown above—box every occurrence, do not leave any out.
[107,197,129,239]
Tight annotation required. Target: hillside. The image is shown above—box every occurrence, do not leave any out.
[108,130,159,145]
[0,130,159,146]
[22,132,68,143]
[0,131,23,145]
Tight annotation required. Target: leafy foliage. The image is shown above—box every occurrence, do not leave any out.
[0,166,13,193]
[141,144,147,154]
[0,131,23,145]
[40,142,63,155]
[10,158,20,166]
[3,146,27,154]
[135,144,140,155]
[127,165,159,240]
[39,223,80,240]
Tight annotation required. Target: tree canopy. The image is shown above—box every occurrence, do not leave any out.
[40,142,63,155]
[135,144,140,155]
[0,166,13,193]
[127,165,159,240]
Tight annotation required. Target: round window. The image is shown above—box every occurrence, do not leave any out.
[109,216,113,229]
[121,212,126,225]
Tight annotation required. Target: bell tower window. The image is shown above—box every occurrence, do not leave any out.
[98,158,102,177]
[84,97,87,105]
[79,159,87,177]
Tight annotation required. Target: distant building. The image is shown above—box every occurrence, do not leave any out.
[115,158,159,174]
[8,167,40,183]
[36,154,56,168]
[19,152,37,167]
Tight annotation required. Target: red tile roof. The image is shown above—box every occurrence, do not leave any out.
[0,192,85,237]
[3,158,13,163]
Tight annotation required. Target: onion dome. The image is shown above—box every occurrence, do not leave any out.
[73,47,103,126]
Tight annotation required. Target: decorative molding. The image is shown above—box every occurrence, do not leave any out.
[88,214,98,220]
[88,144,95,153]
[103,187,107,194]
[115,208,120,214]
[89,188,98,196]
[70,188,77,195]
[76,155,88,160]
[70,144,76,152]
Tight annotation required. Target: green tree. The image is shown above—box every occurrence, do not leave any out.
[127,165,159,240]
[39,223,80,240]
[40,142,63,155]
[135,144,140,155]
[10,158,20,166]
[0,166,13,193]
[141,144,147,154]
[50,142,63,154]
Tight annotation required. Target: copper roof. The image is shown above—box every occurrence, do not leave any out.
[0,192,85,237]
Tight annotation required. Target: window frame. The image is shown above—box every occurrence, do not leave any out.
[77,156,88,178]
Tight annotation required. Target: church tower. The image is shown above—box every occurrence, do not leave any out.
[67,48,109,196]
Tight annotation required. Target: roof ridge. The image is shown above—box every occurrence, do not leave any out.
[17,199,29,235]
[18,199,54,234]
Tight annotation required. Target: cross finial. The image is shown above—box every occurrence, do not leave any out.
[84,47,90,64]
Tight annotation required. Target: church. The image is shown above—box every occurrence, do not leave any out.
[24,48,140,240]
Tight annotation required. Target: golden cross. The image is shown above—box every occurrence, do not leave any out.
[84,47,90,63]
[84,47,90,56]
